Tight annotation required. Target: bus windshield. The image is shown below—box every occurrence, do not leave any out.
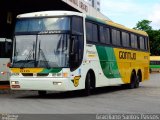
[12,16,84,69]
[12,34,70,68]
[15,17,70,33]
[12,17,71,68]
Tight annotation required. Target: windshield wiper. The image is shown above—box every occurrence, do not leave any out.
[37,40,50,69]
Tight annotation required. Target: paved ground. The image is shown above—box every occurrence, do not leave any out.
[0,73,160,115]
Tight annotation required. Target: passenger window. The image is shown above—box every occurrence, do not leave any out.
[92,24,98,42]
[122,32,130,47]
[86,22,92,42]
[100,26,110,44]
[72,16,83,35]
[86,21,98,43]
[112,29,121,46]
[131,34,138,49]
[140,36,145,50]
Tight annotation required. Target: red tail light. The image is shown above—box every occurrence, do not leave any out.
[7,62,11,67]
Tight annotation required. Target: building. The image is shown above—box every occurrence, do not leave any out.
[0,0,107,39]
[86,0,101,11]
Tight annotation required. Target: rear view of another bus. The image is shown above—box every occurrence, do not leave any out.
[150,56,160,73]
[0,38,12,87]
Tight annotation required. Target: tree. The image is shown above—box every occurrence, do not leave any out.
[149,30,160,55]
[134,20,160,55]
[133,20,152,32]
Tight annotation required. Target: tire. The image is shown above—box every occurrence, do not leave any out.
[84,73,91,96]
[135,74,140,88]
[128,72,136,89]
[38,91,47,96]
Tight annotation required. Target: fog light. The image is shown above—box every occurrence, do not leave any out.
[53,82,62,86]
[11,81,19,85]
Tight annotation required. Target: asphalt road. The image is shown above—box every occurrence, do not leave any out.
[0,73,160,116]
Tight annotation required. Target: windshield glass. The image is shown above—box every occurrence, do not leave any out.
[12,34,70,68]
[12,35,36,67]
[15,17,70,33]
[37,34,70,68]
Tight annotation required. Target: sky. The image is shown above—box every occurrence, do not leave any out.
[100,0,160,30]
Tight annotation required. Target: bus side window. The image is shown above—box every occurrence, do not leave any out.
[104,27,111,44]
[139,36,145,50]
[144,37,149,51]
[86,22,92,43]
[111,29,121,46]
[122,32,130,47]
[92,24,98,43]
[72,16,83,35]
[99,26,106,44]
[86,21,98,43]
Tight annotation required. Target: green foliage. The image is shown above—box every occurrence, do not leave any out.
[133,20,152,32]
[134,20,160,55]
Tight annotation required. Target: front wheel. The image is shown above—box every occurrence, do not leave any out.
[84,73,91,96]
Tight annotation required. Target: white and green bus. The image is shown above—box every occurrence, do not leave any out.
[10,11,150,96]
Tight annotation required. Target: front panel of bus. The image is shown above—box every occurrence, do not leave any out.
[10,15,85,91]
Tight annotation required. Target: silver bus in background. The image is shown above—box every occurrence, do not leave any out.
[0,38,12,86]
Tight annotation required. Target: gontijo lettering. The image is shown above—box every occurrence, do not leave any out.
[119,51,136,60]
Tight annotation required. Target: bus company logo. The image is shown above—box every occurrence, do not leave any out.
[39,30,62,34]
[119,51,136,60]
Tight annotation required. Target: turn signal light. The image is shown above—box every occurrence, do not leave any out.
[7,62,11,67]
[1,72,6,75]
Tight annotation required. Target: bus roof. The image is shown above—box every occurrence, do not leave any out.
[86,16,148,36]
[150,56,160,61]
[17,11,84,18]
[17,11,148,36]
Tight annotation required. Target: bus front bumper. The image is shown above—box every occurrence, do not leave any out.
[10,77,73,91]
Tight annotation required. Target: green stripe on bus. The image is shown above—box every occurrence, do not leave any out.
[96,46,121,78]
[150,65,160,69]
[41,68,62,73]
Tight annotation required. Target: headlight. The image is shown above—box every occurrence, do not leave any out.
[11,81,19,85]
